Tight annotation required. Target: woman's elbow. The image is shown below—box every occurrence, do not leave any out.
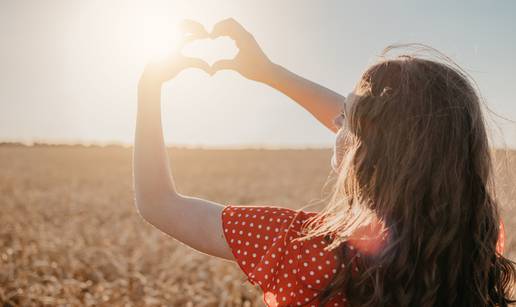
[133,191,180,226]
[134,192,161,223]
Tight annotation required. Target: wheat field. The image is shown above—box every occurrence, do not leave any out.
[1,145,515,306]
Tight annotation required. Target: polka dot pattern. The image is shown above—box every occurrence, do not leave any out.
[222,205,507,306]
[221,205,349,306]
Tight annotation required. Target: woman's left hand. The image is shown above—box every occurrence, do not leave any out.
[139,20,212,87]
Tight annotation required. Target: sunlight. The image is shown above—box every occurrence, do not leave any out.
[116,3,237,68]
[142,16,182,61]
[182,37,238,65]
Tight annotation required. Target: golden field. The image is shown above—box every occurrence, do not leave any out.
[1,145,515,306]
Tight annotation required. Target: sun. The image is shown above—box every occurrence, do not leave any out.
[116,4,217,67]
[142,16,183,61]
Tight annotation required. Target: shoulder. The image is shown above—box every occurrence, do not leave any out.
[221,204,348,306]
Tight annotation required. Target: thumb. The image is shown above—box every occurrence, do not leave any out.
[211,59,237,74]
[182,57,211,75]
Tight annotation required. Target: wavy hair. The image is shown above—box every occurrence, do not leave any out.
[295,44,516,306]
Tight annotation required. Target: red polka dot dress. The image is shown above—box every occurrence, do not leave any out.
[221,204,383,306]
[221,204,506,307]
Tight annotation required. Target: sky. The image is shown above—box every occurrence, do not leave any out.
[1,0,515,149]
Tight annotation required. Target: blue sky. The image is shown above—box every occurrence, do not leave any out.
[0,0,515,148]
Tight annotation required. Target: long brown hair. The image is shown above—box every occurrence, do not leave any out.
[295,44,516,306]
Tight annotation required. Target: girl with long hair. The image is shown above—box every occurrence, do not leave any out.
[134,18,516,306]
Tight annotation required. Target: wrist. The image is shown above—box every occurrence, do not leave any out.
[137,77,163,106]
[138,75,162,92]
[261,62,286,87]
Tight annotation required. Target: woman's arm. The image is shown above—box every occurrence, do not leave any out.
[210,18,345,134]
[262,63,345,134]
[133,21,235,261]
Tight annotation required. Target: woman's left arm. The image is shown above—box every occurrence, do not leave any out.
[134,22,235,261]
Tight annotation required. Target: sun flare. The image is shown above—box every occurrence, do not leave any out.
[142,16,182,61]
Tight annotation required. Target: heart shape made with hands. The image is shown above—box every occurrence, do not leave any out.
[175,19,250,75]
[181,36,238,67]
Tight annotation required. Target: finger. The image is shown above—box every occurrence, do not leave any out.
[178,33,210,50]
[178,20,209,49]
[182,33,207,44]
[211,59,236,73]
[179,19,209,37]
[182,57,212,74]
[210,18,245,39]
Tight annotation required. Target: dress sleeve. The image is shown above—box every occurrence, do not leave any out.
[221,204,302,284]
[221,204,345,306]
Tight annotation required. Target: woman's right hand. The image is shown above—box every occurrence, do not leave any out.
[139,20,211,88]
[210,18,275,83]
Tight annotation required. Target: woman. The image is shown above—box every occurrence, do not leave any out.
[134,18,516,306]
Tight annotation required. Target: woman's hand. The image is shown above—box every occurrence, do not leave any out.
[139,54,210,87]
[210,18,275,82]
[139,20,211,88]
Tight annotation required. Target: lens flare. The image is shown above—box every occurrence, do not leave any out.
[142,16,182,61]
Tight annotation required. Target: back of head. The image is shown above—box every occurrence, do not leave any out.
[299,44,516,306]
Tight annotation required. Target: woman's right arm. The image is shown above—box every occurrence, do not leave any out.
[210,18,345,134]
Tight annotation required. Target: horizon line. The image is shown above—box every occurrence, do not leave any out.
[1,140,515,151]
[0,140,335,150]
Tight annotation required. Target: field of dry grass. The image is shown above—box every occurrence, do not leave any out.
[1,145,515,306]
